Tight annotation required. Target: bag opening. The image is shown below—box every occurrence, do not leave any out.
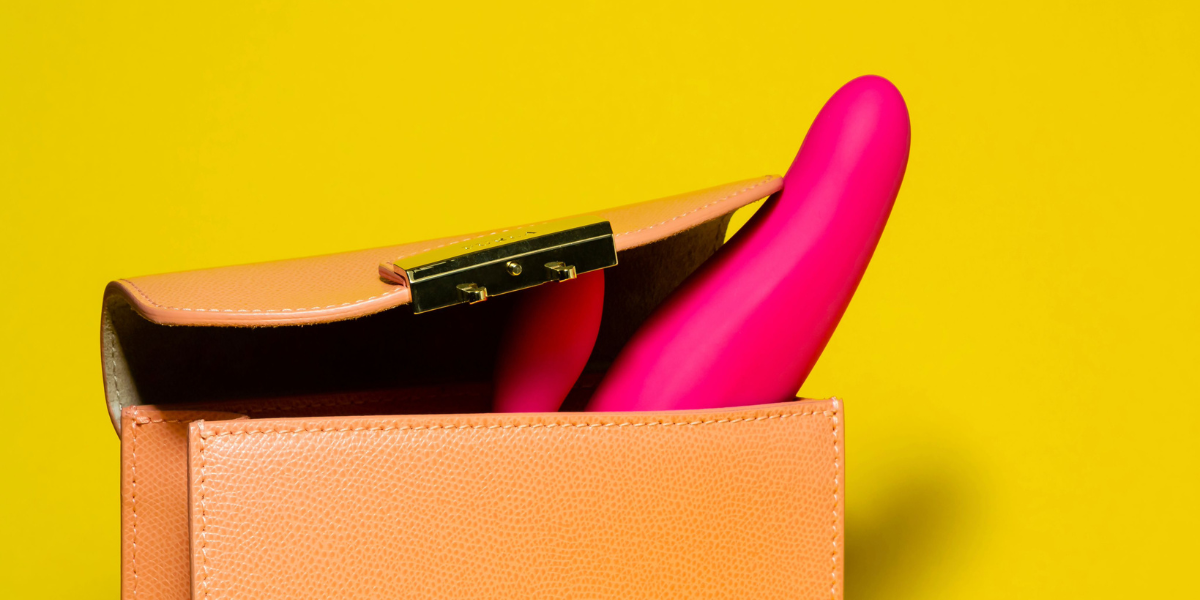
[102,217,733,428]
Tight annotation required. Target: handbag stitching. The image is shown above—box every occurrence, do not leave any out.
[195,405,838,598]
[204,408,825,436]
[127,412,187,599]
[118,279,408,314]
[197,431,212,599]
[105,310,123,411]
[128,413,140,598]
[120,176,779,315]
[830,408,840,598]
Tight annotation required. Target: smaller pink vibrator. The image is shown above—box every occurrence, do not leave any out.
[587,75,911,412]
[493,270,605,412]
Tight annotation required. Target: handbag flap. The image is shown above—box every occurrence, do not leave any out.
[101,176,782,431]
[105,177,779,326]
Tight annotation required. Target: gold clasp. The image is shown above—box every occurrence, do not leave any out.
[381,215,617,314]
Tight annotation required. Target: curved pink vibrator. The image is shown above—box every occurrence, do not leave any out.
[587,75,911,411]
[494,270,605,412]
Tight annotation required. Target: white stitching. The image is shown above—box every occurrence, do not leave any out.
[830,400,841,598]
[129,417,140,598]
[105,310,122,411]
[197,430,212,599]
[195,403,837,595]
[122,177,779,315]
[199,408,824,438]
[128,413,189,598]
[120,279,407,315]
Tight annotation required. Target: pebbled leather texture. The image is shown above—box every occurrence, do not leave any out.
[121,406,246,600]
[105,176,780,327]
[189,398,844,600]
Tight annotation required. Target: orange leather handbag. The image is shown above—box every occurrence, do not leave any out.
[104,176,844,600]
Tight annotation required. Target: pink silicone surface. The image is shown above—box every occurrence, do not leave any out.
[493,270,605,412]
[587,76,911,411]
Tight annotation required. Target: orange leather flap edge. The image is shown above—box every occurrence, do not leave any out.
[189,398,844,600]
[103,176,780,327]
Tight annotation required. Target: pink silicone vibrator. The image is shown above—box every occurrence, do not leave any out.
[587,75,911,411]
[493,270,605,412]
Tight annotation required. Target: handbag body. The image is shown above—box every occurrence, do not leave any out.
[104,175,845,599]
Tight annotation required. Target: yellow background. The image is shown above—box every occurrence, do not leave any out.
[2,2,1197,597]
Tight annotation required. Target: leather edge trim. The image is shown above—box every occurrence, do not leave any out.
[122,407,247,599]
[104,297,140,435]
[607,175,780,250]
[189,419,206,600]
[194,396,832,438]
[109,176,781,328]
[831,397,844,599]
[107,279,413,327]
[120,408,135,599]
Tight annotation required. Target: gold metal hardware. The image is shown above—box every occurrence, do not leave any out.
[456,283,489,303]
[544,261,577,281]
[382,215,618,314]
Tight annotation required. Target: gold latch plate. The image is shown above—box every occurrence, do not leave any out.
[382,215,617,314]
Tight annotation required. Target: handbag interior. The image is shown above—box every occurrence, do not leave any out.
[105,216,733,420]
